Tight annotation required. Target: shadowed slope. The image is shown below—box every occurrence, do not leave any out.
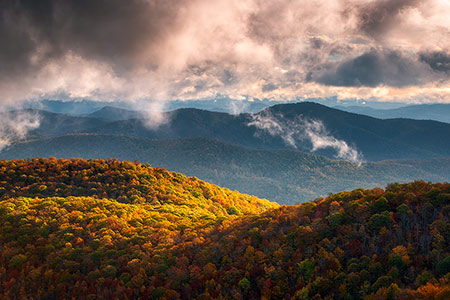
[2,134,450,204]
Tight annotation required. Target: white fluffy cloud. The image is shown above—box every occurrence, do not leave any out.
[248,111,363,163]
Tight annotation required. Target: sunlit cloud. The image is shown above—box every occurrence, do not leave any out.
[0,0,449,108]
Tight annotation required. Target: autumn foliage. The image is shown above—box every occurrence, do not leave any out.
[0,158,449,299]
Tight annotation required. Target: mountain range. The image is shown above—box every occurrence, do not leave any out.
[21,98,283,115]
[10,102,450,161]
[2,101,450,203]
[24,98,444,116]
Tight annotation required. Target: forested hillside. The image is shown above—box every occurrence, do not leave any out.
[0,158,275,216]
[168,181,450,299]
[0,159,449,299]
[2,134,450,204]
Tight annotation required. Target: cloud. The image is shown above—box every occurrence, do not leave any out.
[0,0,187,104]
[0,0,182,73]
[248,111,363,163]
[310,49,434,87]
[248,111,296,147]
[228,101,250,115]
[419,51,450,73]
[0,111,40,150]
[0,0,449,107]
[350,0,420,38]
[301,118,362,162]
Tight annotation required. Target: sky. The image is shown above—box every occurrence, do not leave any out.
[1,0,450,109]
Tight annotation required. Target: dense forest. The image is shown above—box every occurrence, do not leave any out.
[0,159,450,299]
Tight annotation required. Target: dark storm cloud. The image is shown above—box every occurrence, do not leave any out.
[419,51,450,74]
[0,3,38,76]
[0,0,183,77]
[351,0,420,38]
[311,49,429,87]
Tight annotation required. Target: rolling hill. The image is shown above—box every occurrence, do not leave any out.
[0,158,276,216]
[2,134,450,204]
[13,102,450,161]
[0,159,449,299]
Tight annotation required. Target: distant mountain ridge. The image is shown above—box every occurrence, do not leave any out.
[335,103,450,123]
[21,98,285,114]
[86,106,144,121]
[21,99,449,122]
[29,102,450,161]
[2,134,450,204]
[15,102,450,161]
